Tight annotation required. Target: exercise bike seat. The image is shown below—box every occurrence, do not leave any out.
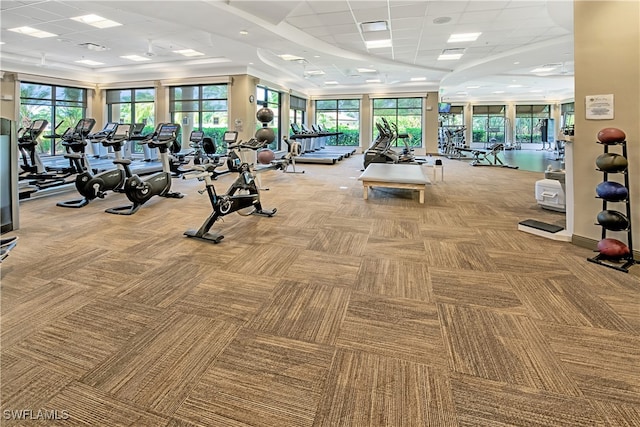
[113,158,132,166]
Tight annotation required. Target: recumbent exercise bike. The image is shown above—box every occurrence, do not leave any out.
[57,123,132,208]
[106,123,184,215]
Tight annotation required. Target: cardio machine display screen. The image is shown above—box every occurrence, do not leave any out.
[114,124,131,137]
[190,131,204,142]
[223,131,238,144]
[158,124,179,140]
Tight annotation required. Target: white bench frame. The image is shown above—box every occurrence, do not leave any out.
[358,163,430,203]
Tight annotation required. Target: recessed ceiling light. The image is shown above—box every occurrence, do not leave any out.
[239,30,248,35]
[9,26,57,38]
[121,55,152,62]
[410,77,427,81]
[448,32,481,43]
[366,79,381,83]
[438,53,463,60]
[466,85,480,89]
[365,39,392,49]
[305,70,325,75]
[438,48,464,61]
[514,61,520,65]
[492,91,505,94]
[75,59,104,66]
[508,84,523,88]
[357,68,376,73]
[531,67,555,73]
[71,14,121,29]
[530,89,543,93]
[173,49,204,57]
[325,81,339,85]
[278,54,305,61]
[360,21,388,32]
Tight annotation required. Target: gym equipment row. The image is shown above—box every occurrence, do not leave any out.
[288,123,354,164]
[18,118,97,199]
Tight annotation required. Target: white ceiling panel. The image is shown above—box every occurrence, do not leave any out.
[351,7,390,23]
[305,1,351,15]
[389,3,429,19]
[0,0,575,100]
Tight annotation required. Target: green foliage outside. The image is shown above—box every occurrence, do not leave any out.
[20,83,86,155]
[473,131,505,143]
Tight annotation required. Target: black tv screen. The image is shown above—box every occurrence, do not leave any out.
[438,102,451,113]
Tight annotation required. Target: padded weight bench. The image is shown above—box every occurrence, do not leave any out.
[358,163,430,203]
[458,143,519,169]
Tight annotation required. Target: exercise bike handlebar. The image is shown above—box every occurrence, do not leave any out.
[227,137,268,151]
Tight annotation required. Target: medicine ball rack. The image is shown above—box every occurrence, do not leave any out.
[587,138,636,272]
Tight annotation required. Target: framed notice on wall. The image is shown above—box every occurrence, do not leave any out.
[585,94,614,120]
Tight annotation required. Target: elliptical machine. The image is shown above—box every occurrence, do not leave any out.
[106,123,184,215]
[57,123,132,208]
[363,118,417,169]
[18,119,50,175]
[183,107,287,243]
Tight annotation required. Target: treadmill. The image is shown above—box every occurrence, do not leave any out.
[289,123,344,164]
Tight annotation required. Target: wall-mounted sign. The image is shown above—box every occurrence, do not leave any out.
[586,94,614,120]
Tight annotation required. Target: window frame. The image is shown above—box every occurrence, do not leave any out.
[371,97,422,148]
[19,82,88,156]
[315,98,361,146]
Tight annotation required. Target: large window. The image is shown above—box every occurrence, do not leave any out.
[170,84,228,153]
[472,105,505,145]
[19,82,87,156]
[107,88,155,131]
[290,95,306,127]
[371,98,422,147]
[515,105,550,145]
[440,105,464,128]
[315,99,360,146]
[560,102,574,131]
[107,88,155,154]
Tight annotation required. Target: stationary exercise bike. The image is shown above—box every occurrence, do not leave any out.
[188,130,220,165]
[183,134,285,243]
[106,123,184,215]
[57,123,132,208]
[183,108,288,243]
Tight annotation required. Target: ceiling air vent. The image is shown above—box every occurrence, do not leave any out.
[78,42,108,52]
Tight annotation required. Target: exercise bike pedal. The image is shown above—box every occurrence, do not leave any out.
[163,191,184,199]
[253,208,277,217]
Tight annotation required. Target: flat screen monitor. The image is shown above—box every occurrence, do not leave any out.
[438,102,451,114]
